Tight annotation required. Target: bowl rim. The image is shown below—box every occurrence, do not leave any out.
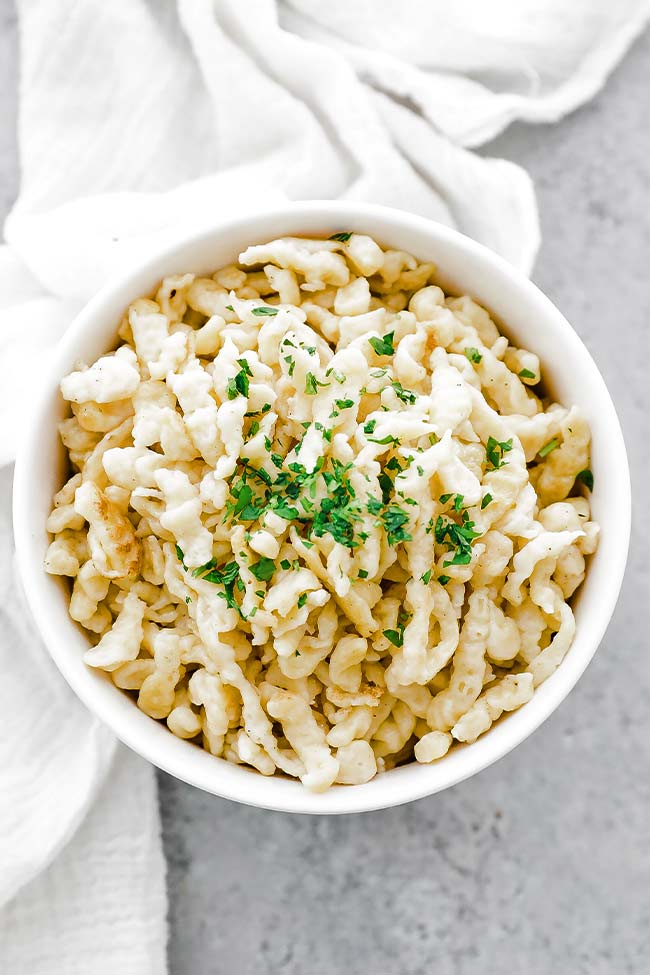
[13,200,631,814]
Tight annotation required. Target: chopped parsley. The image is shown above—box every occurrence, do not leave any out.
[241,461,272,486]
[249,557,276,582]
[251,306,278,316]
[314,422,332,444]
[383,628,403,648]
[182,557,242,614]
[305,372,330,395]
[384,630,404,647]
[368,433,400,446]
[268,497,300,520]
[297,593,308,608]
[381,504,412,545]
[438,575,451,586]
[539,438,560,458]
[383,611,410,648]
[576,468,594,492]
[440,493,464,510]
[335,398,354,410]
[486,436,513,470]
[311,460,364,548]
[435,510,481,566]
[237,358,252,377]
[329,231,352,242]
[367,496,383,516]
[421,569,432,584]
[326,367,346,384]
[481,493,493,509]
[464,347,482,364]
[389,380,417,405]
[363,419,377,435]
[226,363,250,399]
[230,483,263,521]
[357,569,369,579]
[518,368,536,379]
[219,426,424,555]
[368,332,395,357]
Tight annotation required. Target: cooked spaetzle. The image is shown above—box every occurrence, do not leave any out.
[46,233,599,791]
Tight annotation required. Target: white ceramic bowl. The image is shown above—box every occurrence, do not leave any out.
[13,202,631,814]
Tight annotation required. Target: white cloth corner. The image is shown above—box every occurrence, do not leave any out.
[1,1,647,972]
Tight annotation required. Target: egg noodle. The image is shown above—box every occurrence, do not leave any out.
[45,233,598,791]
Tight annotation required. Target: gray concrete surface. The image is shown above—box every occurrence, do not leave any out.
[1,2,649,972]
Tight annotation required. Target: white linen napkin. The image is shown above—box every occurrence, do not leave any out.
[1,1,647,971]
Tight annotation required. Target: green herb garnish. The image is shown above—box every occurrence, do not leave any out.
[188,559,242,614]
[305,372,330,395]
[539,438,559,458]
[329,231,352,242]
[326,368,346,384]
[368,332,395,357]
[383,628,403,648]
[518,368,536,379]
[382,504,412,546]
[435,510,481,567]
[464,347,482,364]
[576,468,594,492]
[226,363,250,399]
[251,306,278,316]
[268,498,300,520]
[368,434,400,446]
[389,380,417,405]
[249,557,276,582]
[486,436,513,470]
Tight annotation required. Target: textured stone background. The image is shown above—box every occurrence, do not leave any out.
[1,3,648,972]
